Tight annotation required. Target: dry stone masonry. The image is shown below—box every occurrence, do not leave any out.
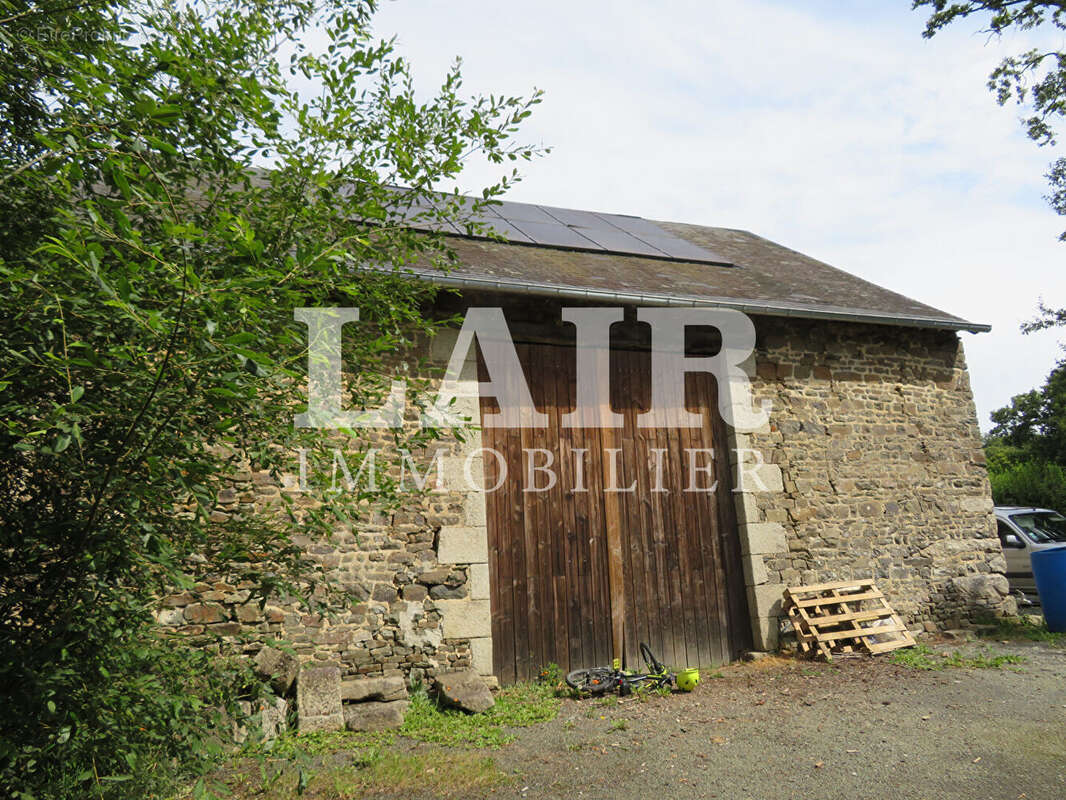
[156,313,1011,680]
[155,340,494,692]
[733,318,1012,649]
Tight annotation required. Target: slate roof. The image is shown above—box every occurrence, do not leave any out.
[407,203,988,333]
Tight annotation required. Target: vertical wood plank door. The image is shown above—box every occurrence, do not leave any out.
[480,343,751,684]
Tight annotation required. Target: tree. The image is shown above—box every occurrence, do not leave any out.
[0,1,541,797]
[985,301,1066,508]
[989,363,1066,459]
[914,1,1066,237]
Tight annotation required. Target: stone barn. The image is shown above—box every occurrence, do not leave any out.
[158,198,1011,688]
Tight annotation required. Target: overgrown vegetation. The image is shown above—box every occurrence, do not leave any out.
[982,306,1066,510]
[890,644,1026,670]
[206,681,558,798]
[976,614,1066,645]
[0,1,541,797]
[212,747,512,800]
[400,682,561,748]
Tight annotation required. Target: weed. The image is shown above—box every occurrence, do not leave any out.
[261,729,393,760]
[890,644,942,670]
[223,750,511,799]
[396,681,560,749]
[609,719,628,732]
[890,644,1026,671]
[596,695,618,708]
[538,662,563,685]
[976,615,1066,646]
[210,680,559,798]
[942,650,1025,669]
[328,751,511,798]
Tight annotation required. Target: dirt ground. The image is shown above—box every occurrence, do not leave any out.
[428,640,1066,800]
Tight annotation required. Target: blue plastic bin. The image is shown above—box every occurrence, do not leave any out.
[1031,545,1066,632]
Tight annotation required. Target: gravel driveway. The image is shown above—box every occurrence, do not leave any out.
[483,640,1066,800]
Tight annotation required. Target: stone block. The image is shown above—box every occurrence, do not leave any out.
[462,492,488,526]
[438,526,488,565]
[739,522,787,555]
[341,675,408,703]
[440,455,479,492]
[437,670,494,713]
[728,433,751,461]
[418,567,452,585]
[343,700,409,731]
[297,666,343,732]
[236,603,262,623]
[751,463,784,493]
[960,496,994,513]
[952,573,1009,604]
[732,454,783,493]
[430,583,468,600]
[733,491,760,526]
[469,563,490,600]
[257,696,288,741]
[750,615,779,652]
[403,584,428,601]
[155,608,184,626]
[748,583,785,619]
[469,637,493,676]
[742,554,768,587]
[184,603,225,624]
[436,599,491,639]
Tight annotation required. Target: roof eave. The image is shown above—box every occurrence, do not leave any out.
[415,270,991,334]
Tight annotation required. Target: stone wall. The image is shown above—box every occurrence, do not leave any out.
[157,307,1011,678]
[734,317,1012,649]
[155,333,495,686]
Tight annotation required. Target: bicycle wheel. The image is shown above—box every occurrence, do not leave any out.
[565,667,615,694]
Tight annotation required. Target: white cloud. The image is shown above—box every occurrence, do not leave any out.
[371,0,1066,428]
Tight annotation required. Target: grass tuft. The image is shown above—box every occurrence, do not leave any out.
[976,615,1066,646]
[396,681,559,749]
[327,750,511,798]
[890,644,1025,671]
[214,679,559,798]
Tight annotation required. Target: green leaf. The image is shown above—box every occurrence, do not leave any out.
[147,136,179,156]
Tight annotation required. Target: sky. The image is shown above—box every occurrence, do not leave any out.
[366,0,1066,431]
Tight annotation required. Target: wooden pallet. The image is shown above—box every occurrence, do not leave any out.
[785,579,915,661]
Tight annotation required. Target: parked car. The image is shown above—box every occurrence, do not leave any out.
[994,506,1066,604]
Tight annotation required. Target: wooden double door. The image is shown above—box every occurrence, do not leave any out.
[480,342,751,684]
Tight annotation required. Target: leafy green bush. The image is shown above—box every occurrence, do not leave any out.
[0,592,266,799]
[988,459,1066,511]
[0,0,541,796]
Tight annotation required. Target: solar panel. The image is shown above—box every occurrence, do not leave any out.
[632,233,721,262]
[597,213,671,239]
[467,218,535,244]
[573,224,667,257]
[508,220,605,250]
[385,188,732,266]
[491,200,559,225]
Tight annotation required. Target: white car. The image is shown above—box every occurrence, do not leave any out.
[995,506,1066,604]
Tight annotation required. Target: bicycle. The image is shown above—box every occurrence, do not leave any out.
[565,642,674,696]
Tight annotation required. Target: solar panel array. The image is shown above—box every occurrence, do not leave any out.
[391,192,732,266]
